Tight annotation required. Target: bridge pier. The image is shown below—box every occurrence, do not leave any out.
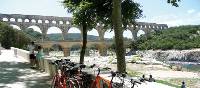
[63,48,70,57]
[131,30,138,41]
[99,46,107,56]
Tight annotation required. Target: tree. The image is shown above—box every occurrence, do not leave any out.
[0,22,31,49]
[94,0,142,72]
[63,1,96,64]
[110,0,181,72]
[63,0,142,72]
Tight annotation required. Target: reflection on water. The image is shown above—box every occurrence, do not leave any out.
[167,61,200,72]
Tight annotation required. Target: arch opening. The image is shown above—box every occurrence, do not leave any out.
[104,29,114,42]
[88,44,100,56]
[45,20,49,23]
[70,44,82,56]
[67,27,81,40]
[59,21,63,24]
[137,30,145,37]
[24,19,30,22]
[49,44,64,57]
[87,28,99,41]
[31,19,36,23]
[66,21,70,24]
[27,25,42,33]
[123,29,133,39]
[2,18,8,21]
[24,26,42,41]
[47,27,63,41]
[10,18,15,22]
[38,20,42,23]
[52,20,56,24]
[17,18,22,22]
[10,24,21,30]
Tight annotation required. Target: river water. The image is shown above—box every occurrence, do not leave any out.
[167,61,200,72]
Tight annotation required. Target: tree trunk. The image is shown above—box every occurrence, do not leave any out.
[112,0,126,73]
[80,23,87,64]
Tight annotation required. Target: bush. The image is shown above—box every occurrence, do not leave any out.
[131,55,141,63]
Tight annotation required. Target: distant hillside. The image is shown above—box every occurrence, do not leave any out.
[46,33,111,41]
[132,25,200,50]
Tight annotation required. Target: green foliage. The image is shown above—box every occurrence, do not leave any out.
[23,28,42,40]
[132,25,200,50]
[0,22,31,49]
[131,55,141,63]
[167,0,181,7]
[126,68,142,77]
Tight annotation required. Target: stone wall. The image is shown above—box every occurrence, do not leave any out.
[136,49,200,62]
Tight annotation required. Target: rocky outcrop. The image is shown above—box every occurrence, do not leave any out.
[136,49,200,62]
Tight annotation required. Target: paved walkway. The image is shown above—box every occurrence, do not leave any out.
[0,50,51,88]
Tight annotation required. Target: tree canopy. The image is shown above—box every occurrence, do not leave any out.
[132,25,200,50]
[0,22,31,49]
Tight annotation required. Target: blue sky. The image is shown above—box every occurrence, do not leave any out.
[0,0,200,38]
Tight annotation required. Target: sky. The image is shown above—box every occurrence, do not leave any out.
[1,0,200,38]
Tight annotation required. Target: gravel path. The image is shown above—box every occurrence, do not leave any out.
[0,50,51,88]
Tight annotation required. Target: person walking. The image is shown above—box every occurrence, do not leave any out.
[28,41,36,68]
[181,81,186,88]
[36,45,45,72]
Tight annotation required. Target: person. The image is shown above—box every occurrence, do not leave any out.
[148,75,156,82]
[181,81,186,88]
[36,45,45,71]
[28,41,36,68]
[14,48,17,57]
[139,74,148,82]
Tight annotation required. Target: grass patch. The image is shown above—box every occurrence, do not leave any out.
[126,68,142,77]
[168,78,200,88]
[156,80,180,88]
[157,78,200,88]
[108,56,115,64]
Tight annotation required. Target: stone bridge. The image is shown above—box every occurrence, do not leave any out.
[36,40,110,56]
[0,13,168,56]
[0,13,168,41]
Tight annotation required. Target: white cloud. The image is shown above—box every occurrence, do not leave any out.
[138,12,200,27]
[197,12,200,17]
[187,9,195,14]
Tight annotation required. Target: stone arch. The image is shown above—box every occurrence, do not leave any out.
[49,44,64,56]
[24,19,30,22]
[27,25,42,33]
[104,29,114,40]
[87,28,99,41]
[2,18,8,21]
[123,29,133,39]
[10,24,21,30]
[45,20,49,23]
[52,20,57,24]
[50,44,63,51]
[59,21,64,24]
[66,21,70,24]
[47,26,64,41]
[87,43,101,56]
[17,18,23,22]
[137,29,145,37]
[38,20,42,23]
[67,27,82,40]
[10,18,15,22]
[31,19,36,23]
[70,44,82,56]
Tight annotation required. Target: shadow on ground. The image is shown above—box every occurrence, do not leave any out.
[0,61,51,88]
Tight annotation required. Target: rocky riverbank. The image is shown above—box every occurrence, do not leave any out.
[136,49,200,63]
